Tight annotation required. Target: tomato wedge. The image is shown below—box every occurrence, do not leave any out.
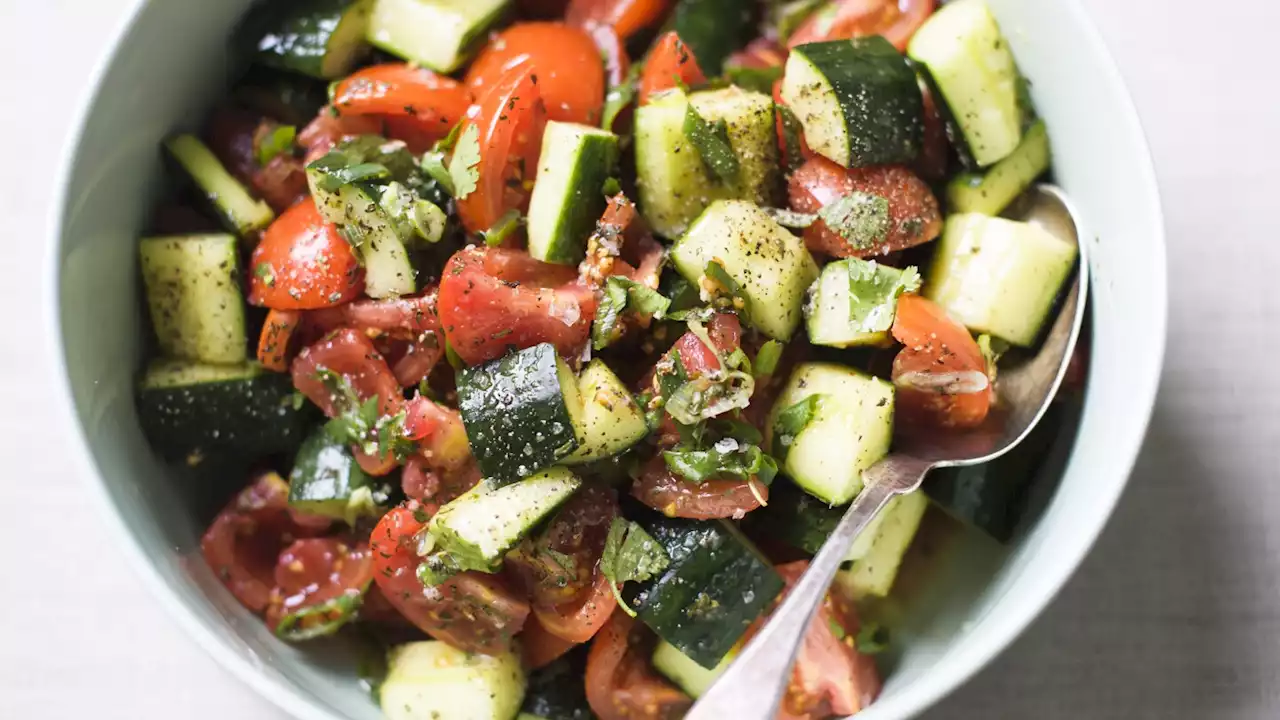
[206,108,309,212]
[248,201,363,310]
[788,156,942,259]
[639,31,707,104]
[585,610,692,720]
[456,66,549,234]
[534,573,618,645]
[369,506,530,654]
[890,294,993,430]
[264,538,374,639]
[331,63,472,149]
[509,485,617,608]
[465,23,606,125]
[400,456,480,516]
[632,455,768,520]
[200,473,330,613]
[788,0,936,52]
[437,246,597,365]
[522,613,580,669]
[257,309,301,372]
[772,562,882,718]
[567,0,671,41]
[308,290,441,340]
[403,395,473,472]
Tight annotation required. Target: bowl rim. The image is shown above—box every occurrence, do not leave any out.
[44,1,1167,719]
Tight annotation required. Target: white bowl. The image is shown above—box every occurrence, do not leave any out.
[47,0,1166,718]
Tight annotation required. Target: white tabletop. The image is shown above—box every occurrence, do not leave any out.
[3,1,1277,718]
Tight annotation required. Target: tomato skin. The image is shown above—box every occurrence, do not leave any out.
[248,201,364,310]
[200,473,330,614]
[332,64,472,149]
[788,156,942,259]
[264,538,374,634]
[298,112,385,162]
[509,485,617,608]
[663,312,742,377]
[639,32,707,104]
[403,395,474,472]
[788,0,935,51]
[257,309,301,372]
[586,610,691,720]
[632,455,768,520]
[890,294,993,430]
[522,613,580,669]
[370,506,531,654]
[465,23,606,126]
[567,0,672,41]
[401,457,480,516]
[534,572,618,644]
[437,247,597,365]
[308,290,441,341]
[772,562,882,717]
[456,66,548,234]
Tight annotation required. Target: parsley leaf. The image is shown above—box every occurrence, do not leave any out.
[663,439,779,486]
[592,276,672,350]
[819,192,891,250]
[600,517,670,616]
[256,124,297,166]
[845,259,923,335]
[772,394,824,460]
[754,340,784,378]
[683,104,740,185]
[448,124,482,200]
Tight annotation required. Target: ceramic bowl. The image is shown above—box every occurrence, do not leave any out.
[48,0,1166,717]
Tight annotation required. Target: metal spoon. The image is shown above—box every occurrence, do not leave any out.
[687,185,1090,720]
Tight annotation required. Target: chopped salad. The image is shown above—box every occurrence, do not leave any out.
[134,0,1081,718]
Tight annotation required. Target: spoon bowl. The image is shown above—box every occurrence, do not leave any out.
[689,184,1090,720]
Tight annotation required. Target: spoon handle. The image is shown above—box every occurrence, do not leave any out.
[687,456,934,720]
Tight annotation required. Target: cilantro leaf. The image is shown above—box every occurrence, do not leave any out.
[754,340,784,378]
[600,517,670,616]
[819,192,891,250]
[592,276,672,350]
[256,124,297,166]
[315,369,415,462]
[772,394,824,460]
[683,104,740,185]
[663,439,779,486]
[845,259,923,335]
[311,156,392,192]
[447,124,482,200]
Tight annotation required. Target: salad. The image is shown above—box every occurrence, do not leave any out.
[133,0,1081,718]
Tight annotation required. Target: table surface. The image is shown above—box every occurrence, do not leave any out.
[4,1,1277,718]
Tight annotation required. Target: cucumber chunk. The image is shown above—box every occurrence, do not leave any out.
[925,213,1077,347]
[563,360,649,464]
[428,468,582,574]
[671,200,819,340]
[947,120,1050,215]
[805,258,919,348]
[380,641,525,720]
[768,363,894,505]
[834,489,929,601]
[243,0,372,79]
[652,640,737,698]
[635,87,781,238]
[165,135,274,237]
[527,122,620,265]
[287,426,384,521]
[366,0,509,74]
[781,37,923,169]
[139,234,246,365]
[908,0,1023,167]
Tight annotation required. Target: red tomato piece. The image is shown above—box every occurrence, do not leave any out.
[298,112,386,163]
[668,312,742,377]
[890,294,993,430]
[585,610,691,720]
[403,395,473,472]
[522,613,580,669]
[308,290,441,341]
[772,562,883,718]
[437,246,597,366]
[534,572,619,645]
[788,0,935,51]
[567,0,671,41]
[257,309,301,372]
[726,37,788,70]
[456,66,549,234]
[465,23,606,126]
[788,156,942,259]
[206,108,309,213]
[264,538,374,636]
[631,455,768,520]
[248,201,363,310]
[199,473,330,614]
[331,64,473,149]
[400,457,481,516]
[370,506,530,654]
[639,31,707,104]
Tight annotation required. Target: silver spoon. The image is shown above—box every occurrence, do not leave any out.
[687,185,1090,720]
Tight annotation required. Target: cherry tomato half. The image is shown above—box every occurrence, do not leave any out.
[585,610,691,720]
[264,538,374,638]
[465,23,605,125]
[248,201,363,310]
[332,63,472,149]
[631,455,768,520]
[788,0,935,52]
[890,294,993,430]
[639,32,707,104]
[567,0,672,41]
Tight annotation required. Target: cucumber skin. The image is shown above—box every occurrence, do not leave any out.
[249,0,371,79]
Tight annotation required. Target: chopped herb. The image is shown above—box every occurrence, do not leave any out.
[254,262,276,288]
[819,192,891,250]
[602,176,622,197]
[683,104,740,185]
[256,124,297,166]
[420,150,454,195]
[713,417,764,445]
[663,440,778,486]
[772,394,824,460]
[601,63,641,132]
[702,260,750,315]
[977,334,1008,382]
[447,124,482,200]
[827,615,847,641]
[765,206,819,229]
[593,276,672,350]
[724,65,784,95]
[600,517,670,616]
[313,158,391,192]
[854,623,890,655]
[845,259,922,334]
[663,370,754,425]
[274,590,364,641]
[754,340,784,378]
[317,370,414,461]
